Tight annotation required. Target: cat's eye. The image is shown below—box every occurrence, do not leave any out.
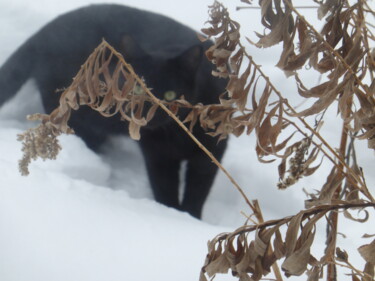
[133,84,144,95]
[164,90,177,101]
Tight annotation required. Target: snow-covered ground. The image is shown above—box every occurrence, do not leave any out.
[0,1,373,281]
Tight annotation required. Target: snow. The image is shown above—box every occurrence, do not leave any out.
[0,1,374,281]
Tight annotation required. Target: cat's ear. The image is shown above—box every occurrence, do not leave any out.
[120,35,147,60]
[175,45,203,74]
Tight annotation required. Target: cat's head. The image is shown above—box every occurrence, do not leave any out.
[117,35,219,129]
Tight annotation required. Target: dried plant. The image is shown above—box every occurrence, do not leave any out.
[200,202,375,281]
[17,0,375,280]
[198,1,375,281]
[18,114,62,176]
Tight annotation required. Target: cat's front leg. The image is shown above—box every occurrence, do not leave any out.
[139,138,181,210]
[181,144,226,219]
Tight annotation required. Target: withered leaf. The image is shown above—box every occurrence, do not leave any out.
[363,262,375,281]
[351,273,361,281]
[248,83,272,137]
[343,209,369,223]
[238,273,253,281]
[358,239,375,264]
[128,120,141,140]
[305,167,343,208]
[317,0,339,19]
[226,236,245,270]
[306,266,321,281]
[254,229,268,257]
[336,247,349,263]
[284,211,303,257]
[204,253,230,276]
[294,76,341,117]
[234,239,251,273]
[199,271,208,281]
[229,48,244,75]
[282,229,315,276]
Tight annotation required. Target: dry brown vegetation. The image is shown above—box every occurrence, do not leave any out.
[17,0,375,280]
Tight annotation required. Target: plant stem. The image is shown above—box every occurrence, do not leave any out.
[103,41,262,220]
[326,122,350,281]
[218,202,375,240]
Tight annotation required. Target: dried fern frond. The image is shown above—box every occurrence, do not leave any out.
[199,1,375,281]
[46,42,158,140]
[200,1,344,193]
[16,41,156,174]
[200,202,375,281]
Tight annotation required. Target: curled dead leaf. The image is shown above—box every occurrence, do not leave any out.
[358,239,375,264]
[282,229,315,276]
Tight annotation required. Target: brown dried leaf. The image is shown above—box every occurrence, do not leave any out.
[302,146,322,177]
[297,79,335,98]
[230,48,244,75]
[276,17,315,76]
[226,63,251,111]
[273,229,286,259]
[199,271,208,281]
[317,0,340,20]
[306,266,321,281]
[358,239,375,264]
[305,167,343,208]
[128,120,141,140]
[336,247,349,263]
[354,87,375,117]
[281,228,315,276]
[352,273,361,281]
[256,0,293,48]
[363,262,375,281]
[248,83,272,137]
[237,273,253,281]
[294,75,342,117]
[256,103,284,157]
[322,9,343,49]
[234,239,252,274]
[226,236,245,271]
[254,229,268,257]
[204,253,230,276]
[284,211,303,257]
[146,104,159,122]
[343,209,369,223]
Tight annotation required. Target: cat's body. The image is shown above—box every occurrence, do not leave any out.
[0,4,227,218]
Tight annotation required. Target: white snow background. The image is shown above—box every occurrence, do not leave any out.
[0,1,374,281]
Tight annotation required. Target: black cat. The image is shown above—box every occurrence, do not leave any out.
[0,4,227,219]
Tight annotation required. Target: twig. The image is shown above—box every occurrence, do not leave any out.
[214,202,375,241]
[103,41,260,217]
[236,6,318,11]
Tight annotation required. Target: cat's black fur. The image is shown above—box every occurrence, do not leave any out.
[0,4,227,219]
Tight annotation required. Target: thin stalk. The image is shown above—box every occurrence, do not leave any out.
[218,202,375,240]
[103,41,263,220]
[326,121,350,281]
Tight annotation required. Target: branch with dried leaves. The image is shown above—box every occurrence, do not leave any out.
[201,0,374,196]
[198,1,375,281]
[200,202,375,281]
[16,39,262,220]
